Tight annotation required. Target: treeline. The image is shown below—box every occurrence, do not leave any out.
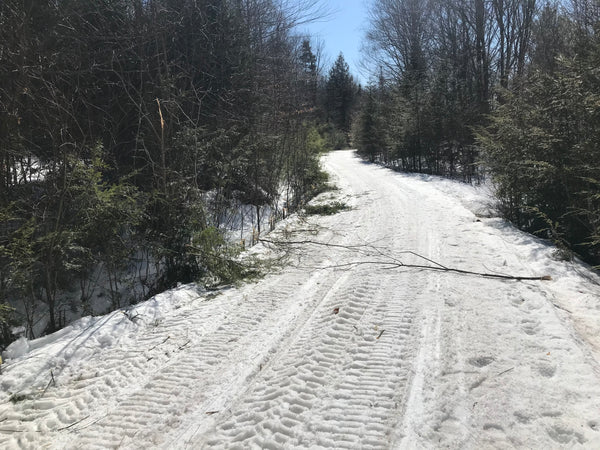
[0,0,332,342]
[356,0,600,265]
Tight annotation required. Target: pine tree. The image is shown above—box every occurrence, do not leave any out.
[299,39,318,109]
[326,53,357,136]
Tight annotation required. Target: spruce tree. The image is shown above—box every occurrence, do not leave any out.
[326,53,357,136]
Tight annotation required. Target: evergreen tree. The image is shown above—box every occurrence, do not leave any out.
[360,0,600,263]
[356,85,387,163]
[477,41,600,263]
[326,53,357,137]
[0,0,333,343]
[299,39,319,109]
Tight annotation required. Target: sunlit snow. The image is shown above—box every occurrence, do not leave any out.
[2,150,599,449]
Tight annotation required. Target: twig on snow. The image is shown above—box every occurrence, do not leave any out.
[69,413,108,431]
[56,415,90,431]
[259,238,377,252]
[496,367,515,377]
[148,336,170,351]
[41,370,56,397]
[551,303,572,314]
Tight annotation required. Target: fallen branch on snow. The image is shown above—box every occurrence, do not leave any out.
[320,260,551,281]
[259,238,551,282]
[259,238,377,252]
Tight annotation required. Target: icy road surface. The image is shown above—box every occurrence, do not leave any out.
[2,150,600,449]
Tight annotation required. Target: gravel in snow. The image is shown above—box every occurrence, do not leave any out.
[1,150,600,449]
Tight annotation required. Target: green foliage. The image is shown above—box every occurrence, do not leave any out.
[326,53,358,140]
[306,127,327,154]
[0,303,15,326]
[301,126,331,198]
[191,227,261,287]
[73,149,144,308]
[299,40,318,109]
[304,202,349,216]
[0,145,146,329]
[143,185,205,294]
[361,0,599,264]
[0,0,347,340]
[0,301,17,349]
[2,217,37,294]
[325,126,351,150]
[305,165,331,199]
[355,85,388,163]
[477,49,600,263]
[282,124,331,211]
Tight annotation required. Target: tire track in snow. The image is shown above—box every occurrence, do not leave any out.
[197,268,422,449]
[1,151,375,449]
[0,288,224,448]
[4,150,600,449]
[190,155,438,449]
[48,190,372,449]
[64,267,346,449]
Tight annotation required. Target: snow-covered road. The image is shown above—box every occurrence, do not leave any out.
[2,150,600,449]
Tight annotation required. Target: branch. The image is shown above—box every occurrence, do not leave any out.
[56,415,90,432]
[264,237,551,282]
[315,260,551,281]
[258,237,374,251]
[398,263,552,281]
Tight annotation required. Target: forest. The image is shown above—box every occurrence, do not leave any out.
[0,0,598,346]
[0,0,360,343]
[354,0,600,268]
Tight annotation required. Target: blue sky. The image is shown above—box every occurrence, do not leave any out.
[301,0,370,85]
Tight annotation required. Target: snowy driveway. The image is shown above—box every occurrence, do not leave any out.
[2,150,600,449]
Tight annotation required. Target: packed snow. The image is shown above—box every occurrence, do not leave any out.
[1,150,600,449]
